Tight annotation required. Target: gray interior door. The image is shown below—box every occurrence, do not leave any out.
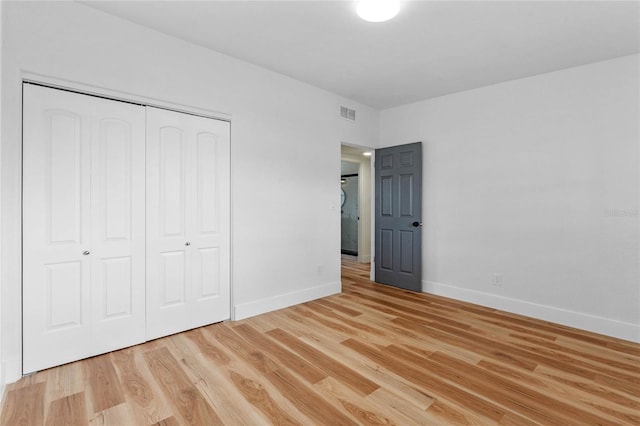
[374,142,422,291]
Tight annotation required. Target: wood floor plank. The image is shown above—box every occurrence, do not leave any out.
[232,323,327,384]
[0,381,45,426]
[297,332,436,411]
[256,309,438,412]
[418,347,614,424]
[342,337,510,422]
[424,399,487,425]
[265,315,437,412]
[83,354,126,414]
[43,361,85,411]
[183,328,231,366]
[87,401,135,426]
[266,368,358,426]
[144,347,223,425]
[150,416,180,426]
[346,288,474,331]
[165,332,286,426]
[316,377,394,424]
[205,323,279,374]
[531,364,640,412]
[335,293,398,320]
[291,305,384,344]
[313,298,363,317]
[267,328,380,395]
[269,308,353,344]
[3,257,639,425]
[392,316,539,371]
[304,301,387,336]
[228,370,302,426]
[110,347,172,425]
[45,392,87,426]
[180,329,311,425]
[557,335,640,365]
[510,332,640,373]
[366,387,440,425]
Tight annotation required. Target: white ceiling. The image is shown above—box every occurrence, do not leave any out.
[84,1,640,109]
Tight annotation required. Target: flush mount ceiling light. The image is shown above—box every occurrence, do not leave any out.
[363,151,372,157]
[357,0,400,23]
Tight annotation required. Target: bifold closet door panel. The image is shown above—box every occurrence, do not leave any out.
[146,107,230,340]
[23,84,146,374]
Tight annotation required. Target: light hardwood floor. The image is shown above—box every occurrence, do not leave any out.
[2,258,639,425]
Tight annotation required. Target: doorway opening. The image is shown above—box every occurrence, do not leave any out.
[340,144,373,277]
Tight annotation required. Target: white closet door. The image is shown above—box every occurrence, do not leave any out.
[146,107,230,340]
[23,84,146,374]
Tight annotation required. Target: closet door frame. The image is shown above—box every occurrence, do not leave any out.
[16,76,233,377]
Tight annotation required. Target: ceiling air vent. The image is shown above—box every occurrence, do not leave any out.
[340,105,356,121]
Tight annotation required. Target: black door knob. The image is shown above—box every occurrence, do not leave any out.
[412,221,421,227]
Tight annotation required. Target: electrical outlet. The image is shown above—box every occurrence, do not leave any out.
[493,273,503,287]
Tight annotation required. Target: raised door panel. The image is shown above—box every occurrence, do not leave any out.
[24,107,89,252]
[399,231,414,274]
[380,176,394,217]
[47,112,84,245]
[379,229,394,271]
[160,127,187,238]
[193,248,220,300]
[45,261,85,331]
[399,174,414,217]
[101,119,132,241]
[160,251,186,306]
[99,257,133,319]
[196,132,218,235]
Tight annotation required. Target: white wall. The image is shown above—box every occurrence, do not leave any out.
[380,55,640,342]
[0,1,378,385]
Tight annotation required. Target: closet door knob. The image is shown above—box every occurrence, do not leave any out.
[185,242,191,246]
[83,250,91,256]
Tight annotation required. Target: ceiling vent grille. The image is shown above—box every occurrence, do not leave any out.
[340,105,356,121]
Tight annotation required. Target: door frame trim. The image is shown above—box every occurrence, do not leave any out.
[340,143,375,280]
[22,72,232,122]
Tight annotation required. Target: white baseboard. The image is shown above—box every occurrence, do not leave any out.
[233,281,341,321]
[424,280,640,343]
[359,254,371,263]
